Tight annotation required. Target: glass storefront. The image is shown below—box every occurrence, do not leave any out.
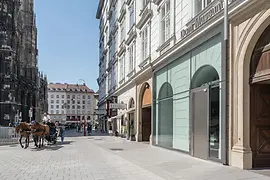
[209,85,220,158]
[153,34,223,158]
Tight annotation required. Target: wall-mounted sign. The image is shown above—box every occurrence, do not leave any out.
[109,103,127,109]
[181,0,224,39]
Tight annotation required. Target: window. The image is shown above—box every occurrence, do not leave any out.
[161,1,170,43]
[142,0,149,8]
[56,110,59,114]
[88,95,91,99]
[72,110,75,114]
[72,95,75,99]
[82,110,85,114]
[62,95,65,98]
[82,95,85,99]
[87,116,91,120]
[88,101,91,104]
[78,110,81,114]
[82,105,85,109]
[67,105,70,109]
[56,100,59,103]
[77,95,80,99]
[119,56,125,80]
[51,105,54,109]
[129,3,135,29]
[128,43,135,72]
[51,110,54,114]
[77,101,80,104]
[77,105,80,109]
[51,95,54,98]
[108,72,111,90]
[61,110,64,114]
[82,100,85,104]
[67,100,70,104]
[194,0,213,15]
[141,26,149,60]
[56,105,59,109]
[120,18,126,42]
[67,95,70,98]
[62,100,64,103]
[56,95,59,98]
[72,105,75,109]
[51,100,54,103]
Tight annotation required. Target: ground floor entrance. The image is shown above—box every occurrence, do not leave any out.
[250,84,270,167]
[191,83,220,160]
[142,106,151,141]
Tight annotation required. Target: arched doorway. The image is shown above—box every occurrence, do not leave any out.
[190,65,220,160]
[140,83,152,142]
[250,24,270,167]
[158,82,173,147]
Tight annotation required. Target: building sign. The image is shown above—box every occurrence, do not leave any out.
[181,0,225,39]
[109,103,127,109]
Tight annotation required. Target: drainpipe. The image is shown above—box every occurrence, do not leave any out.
[222,0,229,165]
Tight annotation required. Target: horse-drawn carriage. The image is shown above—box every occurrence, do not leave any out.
[12,121,58,149]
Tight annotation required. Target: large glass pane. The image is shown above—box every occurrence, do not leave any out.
[209,86,220,158]
[157,82,173,148]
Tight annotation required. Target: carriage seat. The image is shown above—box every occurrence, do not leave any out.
[45,122,57,135]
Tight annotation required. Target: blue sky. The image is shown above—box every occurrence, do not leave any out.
[34,0,99,91]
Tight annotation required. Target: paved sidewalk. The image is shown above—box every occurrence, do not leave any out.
[0,130,269,180]
[90,134,270,180]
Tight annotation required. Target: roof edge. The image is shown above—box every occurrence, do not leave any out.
[96,0,104,19]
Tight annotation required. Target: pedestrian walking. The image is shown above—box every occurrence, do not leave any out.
[59,124,65,143]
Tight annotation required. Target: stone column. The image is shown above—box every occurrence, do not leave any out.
[231,65,252,169]
[135,85,142,142]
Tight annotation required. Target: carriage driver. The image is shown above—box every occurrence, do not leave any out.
[42,112,51,124]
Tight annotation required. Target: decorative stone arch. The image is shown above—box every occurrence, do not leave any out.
[140,83,152,107]
[137,82,152,142]
[230,6,270,169]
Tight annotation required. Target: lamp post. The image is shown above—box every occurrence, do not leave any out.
[71,98,79,130]
[76,79,87,136]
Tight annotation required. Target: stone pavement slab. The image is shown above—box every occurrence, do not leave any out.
[90,135,270,180]
[0,130,269,180]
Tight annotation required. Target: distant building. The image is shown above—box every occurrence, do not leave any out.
[47,83,96,125]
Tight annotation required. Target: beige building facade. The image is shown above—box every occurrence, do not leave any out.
[229,0,270,169]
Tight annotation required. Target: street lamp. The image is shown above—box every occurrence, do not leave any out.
[72,79,87,136]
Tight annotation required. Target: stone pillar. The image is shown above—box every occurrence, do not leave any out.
[231,66,252,169]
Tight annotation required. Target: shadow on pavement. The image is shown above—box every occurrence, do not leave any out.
[30,144,64,151]
[59,141,73,145]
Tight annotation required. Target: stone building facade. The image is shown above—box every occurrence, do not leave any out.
[0,0,47,126]
[96,0,270,169]
[47,83,96,125]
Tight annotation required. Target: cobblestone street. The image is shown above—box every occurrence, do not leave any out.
[0,130,270,180]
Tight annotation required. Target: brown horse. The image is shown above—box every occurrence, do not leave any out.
[14,122,31,149]
[30,121,50,148]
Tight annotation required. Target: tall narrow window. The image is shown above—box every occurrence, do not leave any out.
[141,26,149,60]
[128,43,134,72]
[142,0,149,8]
[119,56,125,80]
[108,72,111,91]
[120,18,126,42]
[129,3,135,29]
[194,0,214,15]
[161,1,170,43]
